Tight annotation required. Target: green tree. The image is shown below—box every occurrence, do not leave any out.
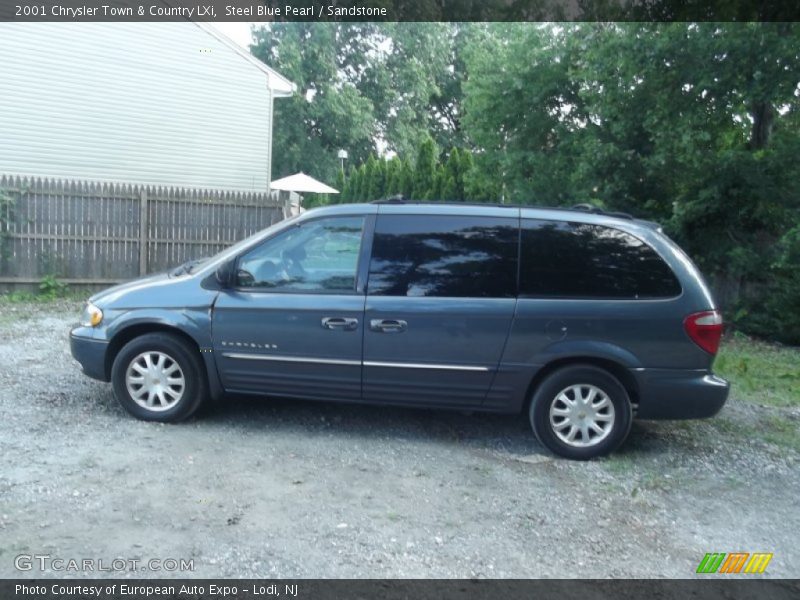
[360,24,469,157]
[303,192,329,208]
[334,168,346,204]
[355,164,368,201]
[385,157,403,196]
[349,166,360,202]
[444,148,473,201]
[413,136,438,199]
[458,149,476,200]
[440,172,458,201]
[463,23,584,205]
[252,23,469,186]
[362,155,377,200]
[430,166,445,200]
[367,155,388,200]
[251,23,377,187]
[758,225,800,343]
[400,159,415,197]
[340,166,357,203]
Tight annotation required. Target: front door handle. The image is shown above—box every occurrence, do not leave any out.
[370,319,408,333]
[321,317,359,331]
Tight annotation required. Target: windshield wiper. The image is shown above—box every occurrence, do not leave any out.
[171,257,208,277]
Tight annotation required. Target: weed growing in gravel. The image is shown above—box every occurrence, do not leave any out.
[38,275,69,300]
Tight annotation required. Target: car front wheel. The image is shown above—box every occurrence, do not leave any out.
[111,333,207,422]
[529,365,632,460]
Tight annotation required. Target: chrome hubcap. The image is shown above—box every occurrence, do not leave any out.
[125,351,185,412]
[549,384,615,448]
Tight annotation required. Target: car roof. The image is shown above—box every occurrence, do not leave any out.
[299,201,662,232]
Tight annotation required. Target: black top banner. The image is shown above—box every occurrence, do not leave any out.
[1,0,798,21]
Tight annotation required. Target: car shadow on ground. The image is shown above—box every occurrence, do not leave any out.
[186,392,704,462]
[205,393,535,449]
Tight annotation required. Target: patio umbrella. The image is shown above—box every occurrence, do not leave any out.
[270,172,339,194]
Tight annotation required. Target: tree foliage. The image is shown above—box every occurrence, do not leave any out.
[252,23,468,187]
[339,139,479,203]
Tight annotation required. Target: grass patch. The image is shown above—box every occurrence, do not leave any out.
[712,335,799,452]
[762,415,800,453]
[707,413,800,454]
[0,293,84,327]
[715,333,800,408]
[603,453,638,474]
[634,472,675,494]
[0,289,87,306]
[707,415,760,438]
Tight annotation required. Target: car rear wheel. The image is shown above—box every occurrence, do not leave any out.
[529,365,632,460]
[111,333,207,422]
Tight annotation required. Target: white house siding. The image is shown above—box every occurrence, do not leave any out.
[0,22,292,191]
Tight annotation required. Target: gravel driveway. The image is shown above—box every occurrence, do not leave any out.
[1,301,798,578]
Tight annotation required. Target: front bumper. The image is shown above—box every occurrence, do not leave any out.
[70,329,110,382]
[632,368,730,419]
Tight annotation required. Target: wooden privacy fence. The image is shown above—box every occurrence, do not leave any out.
[0,176,286,285]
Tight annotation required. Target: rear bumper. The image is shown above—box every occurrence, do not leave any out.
[632,368,730,419]
[70,330,110,382]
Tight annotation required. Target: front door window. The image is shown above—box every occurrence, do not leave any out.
[235,216,365,293]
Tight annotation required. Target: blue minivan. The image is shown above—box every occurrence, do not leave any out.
[70,202,729,459]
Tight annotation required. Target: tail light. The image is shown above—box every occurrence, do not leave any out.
[684,310,724,355]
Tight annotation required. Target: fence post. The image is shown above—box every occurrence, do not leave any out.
[139,189,148,275]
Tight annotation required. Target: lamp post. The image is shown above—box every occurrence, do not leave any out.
[337,149,348,172]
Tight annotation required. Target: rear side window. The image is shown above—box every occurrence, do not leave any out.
[368,215,518,298]
[520,219,681,299]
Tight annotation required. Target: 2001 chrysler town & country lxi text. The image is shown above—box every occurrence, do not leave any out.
[70,202,730,459]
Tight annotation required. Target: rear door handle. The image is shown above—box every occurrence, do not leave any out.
[321,317,359,331]
[370,319,408,333]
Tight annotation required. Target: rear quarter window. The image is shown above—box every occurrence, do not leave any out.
[520,219,681,299]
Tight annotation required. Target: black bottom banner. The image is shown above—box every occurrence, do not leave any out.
[2,579,799,600]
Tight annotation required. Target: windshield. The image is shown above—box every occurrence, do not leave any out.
[190,212,304,276]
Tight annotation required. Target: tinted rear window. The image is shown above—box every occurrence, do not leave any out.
[368,215,518,298]
[520,219,681,299]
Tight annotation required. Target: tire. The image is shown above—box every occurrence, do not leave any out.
[111,333,208,422]
[529,364,632,460]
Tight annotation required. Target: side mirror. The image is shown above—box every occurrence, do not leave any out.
[236,269,255,287]
[215,260,234,288]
